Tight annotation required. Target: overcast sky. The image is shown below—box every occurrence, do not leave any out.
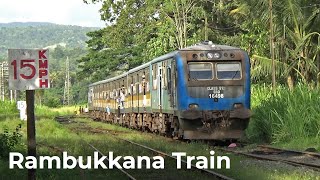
[0,0,106,27]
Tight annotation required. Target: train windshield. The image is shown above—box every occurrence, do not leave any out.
[216,62,242,80]
[188,62,213,80]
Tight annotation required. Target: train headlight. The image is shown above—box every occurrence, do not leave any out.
[207,52,221,59]
[189,103,199,109]
[233,103,244,109]
[207,53,214,59]
[213,52,221,59]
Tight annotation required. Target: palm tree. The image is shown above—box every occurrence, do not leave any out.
[231,0,320,87]
[279,0,320,86]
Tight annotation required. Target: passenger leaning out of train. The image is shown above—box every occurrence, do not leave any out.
[105,105,110,115]
[119,88,125,109]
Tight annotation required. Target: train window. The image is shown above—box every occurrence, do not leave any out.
[89,88,93,103]
[139,83,143,94]
[112,89,116,99]
[152,64,157,80]
[188,62,213,80]
[133,84,136,94]
[144,71,149,92]
[162,62,167,89]
[216,62,242,80]
[128,85,131,95]
[146,82,150,92]
[115,89,118,97]
[167,67,171,92]
[152,64,157,90]
[145,71,149,82]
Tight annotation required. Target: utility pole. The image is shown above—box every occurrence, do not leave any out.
[0,62,9,101]
[63,56,71,105]
[269,0,276,90]
[204,16,208,41]
[0,62,4,101]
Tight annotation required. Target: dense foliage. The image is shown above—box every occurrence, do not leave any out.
[0,124,22,157]
[0,23,98,59]
[43,46,90,106]
[0,23,97,106]
[78,0,320,145]
[248,85,320,145]
[80,0,320,86]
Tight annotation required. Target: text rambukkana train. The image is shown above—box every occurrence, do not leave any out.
[88,41,251,140]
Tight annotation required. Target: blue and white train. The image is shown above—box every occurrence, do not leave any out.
[88,41,251,140]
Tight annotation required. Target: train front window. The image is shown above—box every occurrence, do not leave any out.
[188,63,213,80]
[216,62,242,80]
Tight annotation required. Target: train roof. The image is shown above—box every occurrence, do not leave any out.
[89,41,241,87]
[89,51,178,87]
[180,41,241,51]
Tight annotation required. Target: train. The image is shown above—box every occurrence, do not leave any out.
[88,41,251,140]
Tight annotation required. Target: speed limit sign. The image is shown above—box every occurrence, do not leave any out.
[8,49,50,90]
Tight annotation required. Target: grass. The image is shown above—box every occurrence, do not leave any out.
[35,105,77,117]
[0,108,319,179]
[53,118,320,180]
[0,118,218,179]
[0,100,77,120]
[0,101,19,120]
[0,84,320,179]
[247,85,320,151]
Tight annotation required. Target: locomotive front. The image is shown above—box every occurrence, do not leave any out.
[176,42,251,139]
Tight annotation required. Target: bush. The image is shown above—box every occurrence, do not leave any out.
[0,124,22,157]
[44,97,61,108]
[247,85,320,144]
[0,101,18,115]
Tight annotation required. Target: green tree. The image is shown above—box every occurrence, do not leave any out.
[82,0,320,88]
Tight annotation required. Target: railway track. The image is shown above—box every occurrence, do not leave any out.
[81,136,137,180]
[52,116,138,180]
[55,115,320,178]
[55,115,234,180]
[39,139,137,180]
[218,144,320,171]
[103,130,234,180]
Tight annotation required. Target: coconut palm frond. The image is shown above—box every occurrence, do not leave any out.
[229,4,248,17]
[251,54,288,79]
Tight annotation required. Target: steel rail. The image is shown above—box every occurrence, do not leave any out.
[70,124,234,180]
[74,131,137,180]
[106,132,234,180]
[63,123,234,180]
[218,147,320,171]
[54,116,137,180]
[257,145,320,158]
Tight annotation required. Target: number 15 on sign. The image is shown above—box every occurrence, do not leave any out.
[8,49,50,90]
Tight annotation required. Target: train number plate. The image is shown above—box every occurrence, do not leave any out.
[207,86,225,98]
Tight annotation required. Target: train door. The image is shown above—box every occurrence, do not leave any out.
[157,62,162,112]
[151,64,157,111]
[167,59,175,108]
[131,76,134,112]
[88,87,93,110]
[136,73,140,113]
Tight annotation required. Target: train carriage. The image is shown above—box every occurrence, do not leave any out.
[88,41,251,140]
